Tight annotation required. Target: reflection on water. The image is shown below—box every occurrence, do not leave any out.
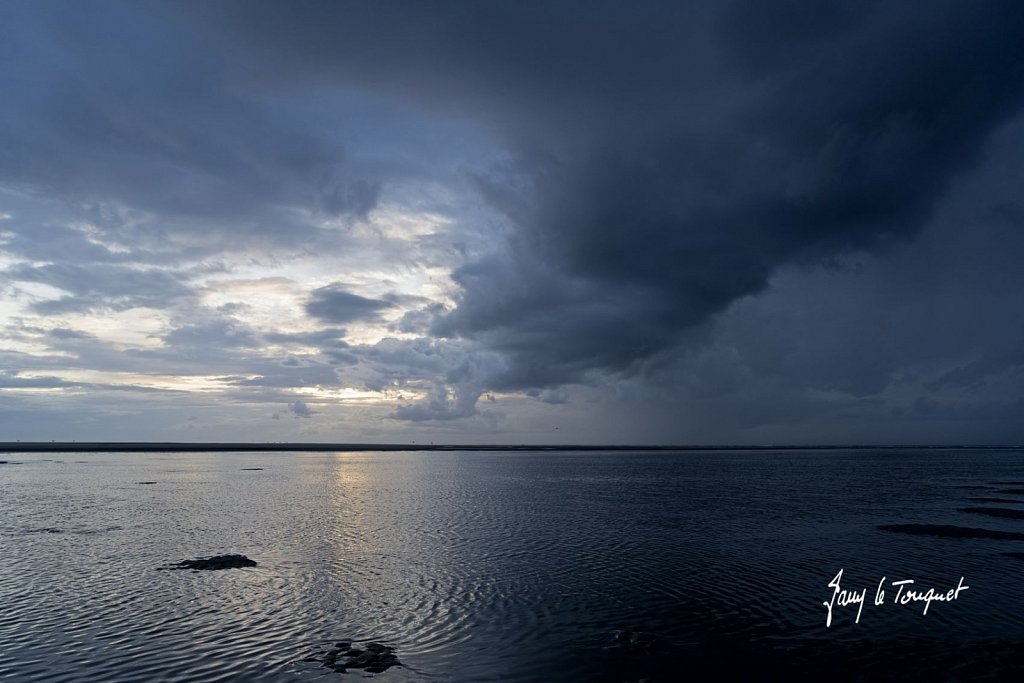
[2,449,1024,681]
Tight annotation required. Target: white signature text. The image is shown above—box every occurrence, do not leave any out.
[823,569,969,627]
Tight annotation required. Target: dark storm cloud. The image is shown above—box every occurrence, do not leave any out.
[188,0,1024,399]
[606,113,1024,444]
[304,284,395,324]
[0,0,381,249]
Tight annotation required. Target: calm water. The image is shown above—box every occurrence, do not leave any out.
[3,449,1024,681]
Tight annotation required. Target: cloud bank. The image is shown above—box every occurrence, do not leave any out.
[1,1,1023,443]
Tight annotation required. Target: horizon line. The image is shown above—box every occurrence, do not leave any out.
[2,441,1022,453]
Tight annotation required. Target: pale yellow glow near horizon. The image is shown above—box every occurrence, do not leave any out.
[0,386,65,393]
[18,370,247,393]
[9,369,427,406]
[290,385,424,403]
[0,288,171,353]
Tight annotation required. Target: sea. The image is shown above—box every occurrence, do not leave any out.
[2,448,1024,682]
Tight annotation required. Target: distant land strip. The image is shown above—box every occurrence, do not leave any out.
[1,442,1022,453]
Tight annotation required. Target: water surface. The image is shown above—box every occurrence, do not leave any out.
[2,449,1024,681]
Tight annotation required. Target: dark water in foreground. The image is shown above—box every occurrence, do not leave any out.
[3,449,1024,682]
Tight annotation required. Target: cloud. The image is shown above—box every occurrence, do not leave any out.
[0,371,76,389]
[0,0,384,260]
[392,303,448,334]
[5,263,195,313]
[436,0,1024,393]
[162,319,258,349]
[392,382,480,422]
[190,0,1024,404]
[228,362,340,389]
[304,284,395,324]
[287,400,314,418]
[263,328,349,347]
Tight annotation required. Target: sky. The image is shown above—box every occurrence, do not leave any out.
[1,0,1023,445]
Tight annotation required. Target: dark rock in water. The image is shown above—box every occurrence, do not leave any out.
[955,485,992,490]
[347,652,376,669]
[958,507,1024,520]
[878,524,1024,541]
[137,481,158,485]
[240,468,264,471]
[158,554,258,571]
[1000,552,1024,560]
[997,489,1024,495]
[304,640,401,674]
[990,481,1024,486]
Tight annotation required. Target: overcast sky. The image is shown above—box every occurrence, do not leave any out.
[1,0,1023,444]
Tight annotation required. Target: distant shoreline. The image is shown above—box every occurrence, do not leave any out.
[2,442,1022,453]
